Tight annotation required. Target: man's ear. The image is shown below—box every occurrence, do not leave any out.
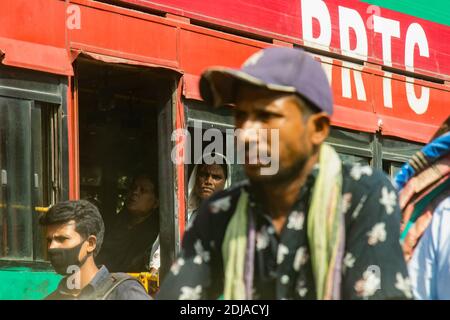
[308,112,330,146]
[86,235,97,254]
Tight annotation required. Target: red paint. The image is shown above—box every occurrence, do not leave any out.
[0,0,450,145]
[0,0,72,75]
[175,78,186,237]
[67,72,79,200]
[120,0,450,80]
[319,58,450,142]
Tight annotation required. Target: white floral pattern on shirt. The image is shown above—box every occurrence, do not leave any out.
[343,252,356,273]
[379,186,397,215]
[354,267,381,298]
[296,281,308,298]
[342,193,352,214]
[293,247,309,271]
[209,196,232,214]
[287,211,305,231]
[367,222,387,246]
[280,275,290,285]
[395,273,413,299]
[277,244,289,265]
[179,285,202,300]
[256,229,270,250]
[350,163,373,181]
[350,164,373,181]
[193,240,210,265]
[170,257,185,276]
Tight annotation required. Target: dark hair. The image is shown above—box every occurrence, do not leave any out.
[290,94,321,120]
[39,200,105,256]
[130,172,159,197]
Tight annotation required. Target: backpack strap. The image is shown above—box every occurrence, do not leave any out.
[93,272,144,300]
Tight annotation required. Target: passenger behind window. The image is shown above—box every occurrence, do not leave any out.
[187,152,232,222]
[147,153,232,278]
[96,173,159,273]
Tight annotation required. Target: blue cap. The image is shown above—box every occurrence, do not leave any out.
[199,47,333,115]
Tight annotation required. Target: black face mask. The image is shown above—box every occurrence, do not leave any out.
[48,241,89,275]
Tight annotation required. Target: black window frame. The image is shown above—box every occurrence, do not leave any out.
[0,65,68,269]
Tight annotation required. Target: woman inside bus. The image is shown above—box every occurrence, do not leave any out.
[187,152,232,223]
[96,172,160,272]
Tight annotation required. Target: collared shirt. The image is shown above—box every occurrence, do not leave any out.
[158,163,412,300]
[45,266,151,300]
[408,196,450,300]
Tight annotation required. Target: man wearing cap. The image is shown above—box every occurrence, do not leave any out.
[158,47,411,300]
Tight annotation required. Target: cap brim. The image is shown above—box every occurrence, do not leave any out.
[199,67,297,108]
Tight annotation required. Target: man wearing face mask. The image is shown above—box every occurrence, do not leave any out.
[40,200,150,300]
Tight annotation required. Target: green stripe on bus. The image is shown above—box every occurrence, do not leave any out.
[361,0,450,26]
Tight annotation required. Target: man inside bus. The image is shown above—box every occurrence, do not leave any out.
[157,47,412,300]
[149,155,232,277]
[40,200,150,300]
[96,173,160,273]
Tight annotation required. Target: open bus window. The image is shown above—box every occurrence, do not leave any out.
[383,161,404,180]
[0,98,59,261]
[77,58,173,274]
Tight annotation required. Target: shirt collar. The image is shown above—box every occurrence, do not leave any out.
[56,265,110,298]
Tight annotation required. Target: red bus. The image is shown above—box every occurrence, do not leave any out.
[0,0,448,299]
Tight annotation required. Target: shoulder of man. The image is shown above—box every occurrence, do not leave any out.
[342,163,398,213]
[195,181,248,223]
[342,163,397,201]
[44,289,61,300]
[97,272,151,300]
[342,163,390,190]
[184,181,249,245]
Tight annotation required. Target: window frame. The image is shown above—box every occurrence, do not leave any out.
[0,65,68,268]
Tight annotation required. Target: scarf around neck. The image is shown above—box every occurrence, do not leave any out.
[222,143,344,300]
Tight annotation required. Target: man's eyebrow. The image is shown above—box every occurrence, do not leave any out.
[47,234,69,240]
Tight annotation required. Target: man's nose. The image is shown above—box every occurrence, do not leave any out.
[238,120,261,144]
[204,175,214,185]
[48,240,58,249]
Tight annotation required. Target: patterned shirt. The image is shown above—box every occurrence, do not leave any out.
[158,164,412,300]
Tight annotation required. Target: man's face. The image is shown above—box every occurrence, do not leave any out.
[194,164,226,200]
[235,86,318,182]
[126,176,158,217]
[45,221,86,261]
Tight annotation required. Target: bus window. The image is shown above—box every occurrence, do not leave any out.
[382,161,404,180]
[380,137,422,178]
[326,127,373,167]
[337,153,371,166]
[0,98,59,260]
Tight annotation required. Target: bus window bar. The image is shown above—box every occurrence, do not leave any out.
[0,203,49,213]
[128,272,159,294]
[1,170,6,185]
